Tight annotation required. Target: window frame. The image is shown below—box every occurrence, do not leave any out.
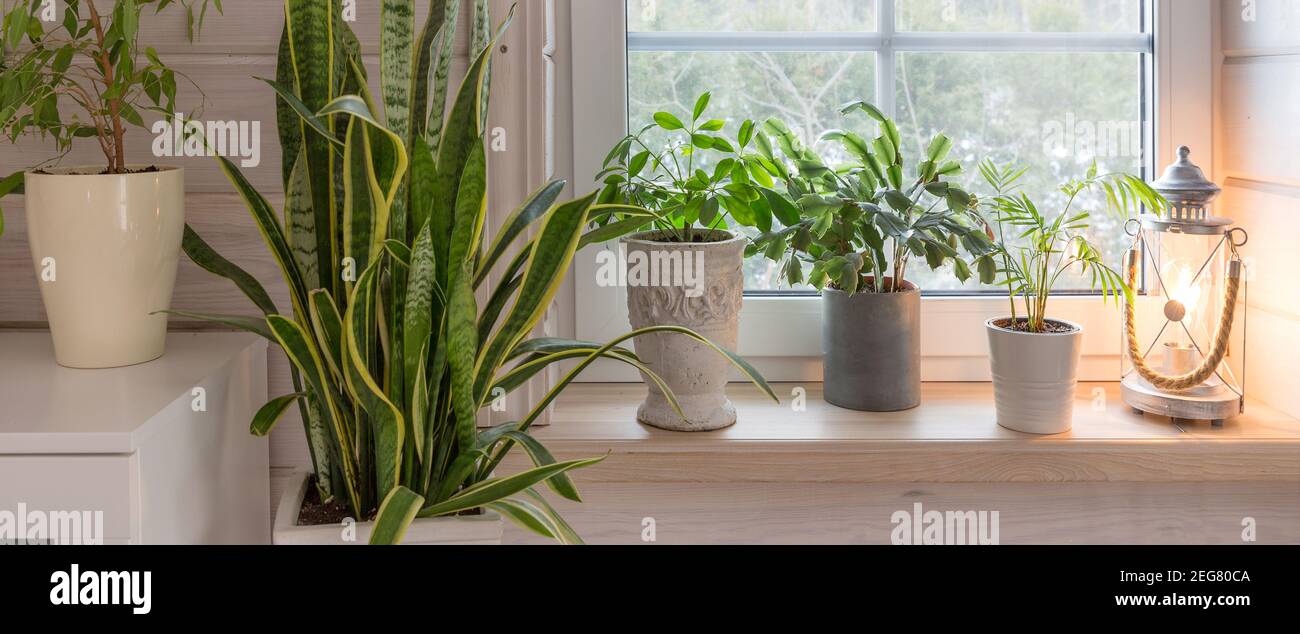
[569,0,1213,382]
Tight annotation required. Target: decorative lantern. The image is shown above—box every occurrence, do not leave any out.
[1121,146,1248,426]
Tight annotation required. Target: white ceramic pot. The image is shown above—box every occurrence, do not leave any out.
[623,229,744,432]
[986,317,1083,435]
[24,166,185,369]
[273,470,503,545]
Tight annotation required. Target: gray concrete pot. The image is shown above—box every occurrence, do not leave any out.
[986,317,1083,435]
[623,229,744,431]
[822,280,921,412]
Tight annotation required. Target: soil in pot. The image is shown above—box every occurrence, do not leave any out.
[295,475,483,526]
[991,317,1079,334]
[32,165,164,176]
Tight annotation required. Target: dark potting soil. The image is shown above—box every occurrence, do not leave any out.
[295,475,485,526]
[31,165,164,176]
[297,475,373,526]
[992,317,1079,334]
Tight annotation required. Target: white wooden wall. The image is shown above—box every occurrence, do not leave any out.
[1215,0,1300,420]
[0,0,548,467]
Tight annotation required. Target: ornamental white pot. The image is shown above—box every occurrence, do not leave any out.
[273,469,503,545]
[986,317,1084,435]
[622,229,744,432]
[24,166,185,369]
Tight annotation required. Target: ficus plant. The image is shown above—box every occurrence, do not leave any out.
[178,0,773,544]
[749,101,999,294]
[978,159,1167,333]
[594,92,780,243]
[0,0,221,235]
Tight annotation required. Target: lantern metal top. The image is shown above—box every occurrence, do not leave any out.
[1144,146,1233,235]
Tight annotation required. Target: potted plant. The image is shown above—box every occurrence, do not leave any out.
[594,93,774,431]
[0,0,218,368]
[179,2,775,544]
[978,161,1165,434]
[751,101,998,411]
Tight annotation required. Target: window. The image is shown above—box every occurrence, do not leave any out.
[571,0,1205,381]
[626,0,1154,293]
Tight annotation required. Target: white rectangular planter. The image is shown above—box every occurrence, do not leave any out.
[273,470,502,545]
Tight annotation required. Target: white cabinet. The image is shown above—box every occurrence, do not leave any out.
[0,332,269,544]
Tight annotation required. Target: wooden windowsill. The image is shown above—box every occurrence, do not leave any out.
[504,383,1300,484]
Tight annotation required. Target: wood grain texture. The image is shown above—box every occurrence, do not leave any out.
[502,481,1300,544]
[1215,3,1300,421]
[498,383,1300,484]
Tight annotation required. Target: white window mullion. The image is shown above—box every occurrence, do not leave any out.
[877,0,897,118]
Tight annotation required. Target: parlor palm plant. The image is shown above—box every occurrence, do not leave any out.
[180,0,772,543]
[978,159,1166,434]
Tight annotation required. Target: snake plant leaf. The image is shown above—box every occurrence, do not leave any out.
[432,7,512,282]
[508,337,639,362]
[430,447,486,503]
[484,497,558,541]
[285,152,320,291]
[308,289,345,381]
[284,0,339,287]
[410,335,430,464]
[447,261,480,456]
[266,314,361,514]
[369,485,424,545]
[474,191,597,403]
[181,225,279,316]
[450,141,488,272]
[404,219,436,403]
[424,0,462,153]
[319,95,410,211]
[417,456,605,518]
[473,180,563,290]
[258,76,340,148]
[409,136,436,240]
[383,239,412,267]
[469,0,493,131]
[251,392,307,436]
[215,156,310,318]
[520,325,777,433]
[380,0,415,144]
[342,117,374,275]
[501,430,581,502]
[522,488,584,545]
[491,348,641,397]
[477,247,528,344]
[577,215,656,250]
[410,0,447,143]
[162,310,275,342]
[343,260,405,500]
[275,28,301,183]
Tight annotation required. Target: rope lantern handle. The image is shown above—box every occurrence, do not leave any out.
[1123,248,1242,392]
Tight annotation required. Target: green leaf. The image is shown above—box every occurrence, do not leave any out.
[418,457,605,518]
[370,486,424,545]
[692,92,711,121]
[162,310,275,342]
[181,224,280,316]
[654,111,685,131]
[251,393,306,436]
[342,261,404,500]
[476,180,566,287]
[501,430,582,502]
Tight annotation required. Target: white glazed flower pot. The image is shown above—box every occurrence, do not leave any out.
[986,317,1083,435]
[23,167,185,368]
[273,469,503,545]
[623,229,744,432]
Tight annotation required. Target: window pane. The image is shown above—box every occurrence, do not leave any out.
[627,0,876,32]
[895,51,1144,291]
[628,51,876,291]
[897,0,1142,33]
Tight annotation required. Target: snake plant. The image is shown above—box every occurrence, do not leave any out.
[180,0,773,544]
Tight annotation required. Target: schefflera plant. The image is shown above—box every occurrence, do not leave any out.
[180,1,772,544]
[749,101,999,293]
